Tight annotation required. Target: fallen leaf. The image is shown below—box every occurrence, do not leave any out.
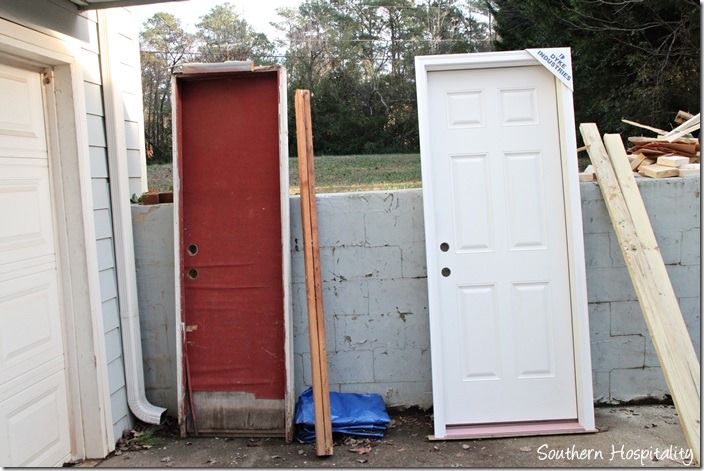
[114,450,123,456]
[298,450,305,455]
[519,446,532,452]
[356,458,368,464]
[461,444,470,450]
[349,446,372,455]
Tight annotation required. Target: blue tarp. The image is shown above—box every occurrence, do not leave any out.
[294,388,392,443]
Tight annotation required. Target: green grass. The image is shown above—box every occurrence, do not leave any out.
[289,153,421,194]
[147,154,423,195]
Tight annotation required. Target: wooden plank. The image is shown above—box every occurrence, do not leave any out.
[638,163,679,179]
[629,153,646,170]
[621,118,667,135]
[585,127,700,465]
[294,89,334,457]
[661,113,700,140]
[675,110,694,124]
[678,164,700,177]
[657,155,690,167]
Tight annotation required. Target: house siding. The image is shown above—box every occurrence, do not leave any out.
[0,0,148,443]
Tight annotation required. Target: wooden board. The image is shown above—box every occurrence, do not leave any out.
[657,155,690,167]
[587,128,700,465]
[638,163,679,178]
[629,153,646,170]
[294,89,334,457]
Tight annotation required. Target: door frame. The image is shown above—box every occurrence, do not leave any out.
[415,50,594,439]
[172,65,294,440]
[0,18,114,459]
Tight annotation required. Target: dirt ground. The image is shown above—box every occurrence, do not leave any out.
[89,404,696,468]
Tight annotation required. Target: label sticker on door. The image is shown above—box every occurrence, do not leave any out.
[526,47,573,91]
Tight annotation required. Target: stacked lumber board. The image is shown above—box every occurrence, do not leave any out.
[621,111,701,179]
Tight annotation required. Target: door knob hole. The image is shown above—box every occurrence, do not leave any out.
[441,267,451,277]
[440,242,449,252]
[187,268,199,279]
[187,244,198,256]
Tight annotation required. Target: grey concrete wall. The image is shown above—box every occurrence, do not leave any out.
[132,204,178,415]
[133,177,700,414]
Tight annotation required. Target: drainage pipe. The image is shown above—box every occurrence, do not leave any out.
[97,9,166,425]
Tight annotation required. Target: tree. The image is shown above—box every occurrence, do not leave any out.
[140,13,195,163]
[196,3,276,64]
[489,0,700,133]
[276,0,493,155]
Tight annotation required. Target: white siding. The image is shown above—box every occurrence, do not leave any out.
[0,0,150,444]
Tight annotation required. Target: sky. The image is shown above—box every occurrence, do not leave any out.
[130,0,303,39]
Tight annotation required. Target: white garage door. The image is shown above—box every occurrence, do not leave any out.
[0,62,72,466]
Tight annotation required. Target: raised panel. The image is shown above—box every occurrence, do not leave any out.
[504,152,548,250]
[446,91,485,128]
[0,270,62,379]
[0,161,56,266]
[0,371,70,466]
[500,88,538,126]
[450,154,494,253]
[512,282,555,378]
[0,65,45,151]
[457,285,501,381]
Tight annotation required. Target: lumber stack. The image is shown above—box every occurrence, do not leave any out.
[620,111,701,179]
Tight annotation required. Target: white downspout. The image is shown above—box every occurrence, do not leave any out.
[97,9,165,425]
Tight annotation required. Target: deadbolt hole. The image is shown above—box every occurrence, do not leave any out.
[187,268,199,280]
[441,267,451,277]
[440,242,449,252]
[187,244,198,256]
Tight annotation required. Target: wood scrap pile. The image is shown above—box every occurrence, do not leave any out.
[579,111,701,181]
[624,111,700,178]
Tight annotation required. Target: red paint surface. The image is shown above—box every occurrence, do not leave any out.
[178,71,285,400]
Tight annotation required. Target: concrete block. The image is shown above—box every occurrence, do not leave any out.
[610,367,669,403]
[373,347,431,382]
[365,206,419,247]
[610,301,646,336]
[317,208,365,247]
[368,278,429,317]
[640,179,700,233]
[303,350,374,385]
[291,283,336,355]
[322,279,369,316]
[681,228,701,266]
[591,335,645,372]
[334,313,404,351]
[578,181,605,202]
[580,198,614,234]
[665,263,701,299]
[334,245,402,280]
[293,353,306,396]
[340,381,433,409]
[586,267,637,303]
[588,302,610,341]
[583,233,612,268]
[592,370,610,404]
[401,242,427,278]
[290,248,305,283]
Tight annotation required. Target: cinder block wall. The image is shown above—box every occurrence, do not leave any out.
[133,177,700,414]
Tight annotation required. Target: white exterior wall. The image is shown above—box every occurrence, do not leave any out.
[134,178,700,410]
[0,0,149,442]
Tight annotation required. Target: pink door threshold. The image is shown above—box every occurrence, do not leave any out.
[429,420,597,441]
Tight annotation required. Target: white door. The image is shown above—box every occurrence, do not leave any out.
[427,65,577,425]
[0,62,72,466]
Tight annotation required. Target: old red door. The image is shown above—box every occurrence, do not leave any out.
[174,66,291,437]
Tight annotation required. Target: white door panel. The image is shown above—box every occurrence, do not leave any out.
[427,66,577,425]
[0,62,71,466]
